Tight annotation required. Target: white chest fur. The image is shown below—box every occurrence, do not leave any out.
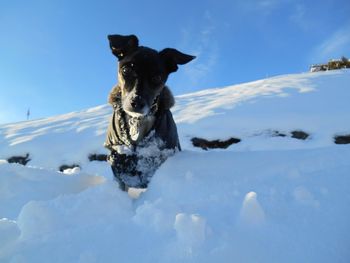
[126,115,156,143]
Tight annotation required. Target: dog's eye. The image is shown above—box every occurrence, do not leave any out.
[121,66,133,76]
[151,75,162,85]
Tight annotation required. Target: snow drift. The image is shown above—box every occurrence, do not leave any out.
[0,70,350,262]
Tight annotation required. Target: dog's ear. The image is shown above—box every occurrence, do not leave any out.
[159,48,196,73]
[108,34,139,60]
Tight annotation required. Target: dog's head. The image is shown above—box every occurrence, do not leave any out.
[108,34,195,117]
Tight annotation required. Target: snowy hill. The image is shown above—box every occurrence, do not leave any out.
[1,70,350,262]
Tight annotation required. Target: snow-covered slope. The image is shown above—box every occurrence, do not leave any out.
[1,70,350,263]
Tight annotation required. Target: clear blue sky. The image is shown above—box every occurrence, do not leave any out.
[1,0,349,124]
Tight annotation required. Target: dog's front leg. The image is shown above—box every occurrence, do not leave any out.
[108,152,139,191]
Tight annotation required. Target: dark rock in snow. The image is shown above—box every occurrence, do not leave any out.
[334,134,350,144]
[59,164,80,172]
[88,153,108,162]
[271,130,287,137]
[191,137,241,150]
[7,153,31,165]
[291,130,309,140]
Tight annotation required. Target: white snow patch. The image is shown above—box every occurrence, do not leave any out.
[62,166,81,175]
[174,213,207,249]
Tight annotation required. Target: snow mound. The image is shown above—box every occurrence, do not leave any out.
[239,191,266,226]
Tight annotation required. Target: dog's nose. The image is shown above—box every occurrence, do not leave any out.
[130,96,145,109]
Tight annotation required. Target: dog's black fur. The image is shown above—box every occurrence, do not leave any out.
[105,34,195,191]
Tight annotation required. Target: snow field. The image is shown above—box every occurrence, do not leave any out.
[2,145,350,262]
[0,69,350,262]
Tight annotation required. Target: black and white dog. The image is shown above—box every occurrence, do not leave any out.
[104,34,195,191]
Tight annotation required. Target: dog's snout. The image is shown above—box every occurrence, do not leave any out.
[130,95,145,109]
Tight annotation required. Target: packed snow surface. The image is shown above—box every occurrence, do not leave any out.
[0,70,350,262]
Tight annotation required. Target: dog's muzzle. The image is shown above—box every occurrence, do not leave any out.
[130,95,145,111]
[124,94,159,117]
